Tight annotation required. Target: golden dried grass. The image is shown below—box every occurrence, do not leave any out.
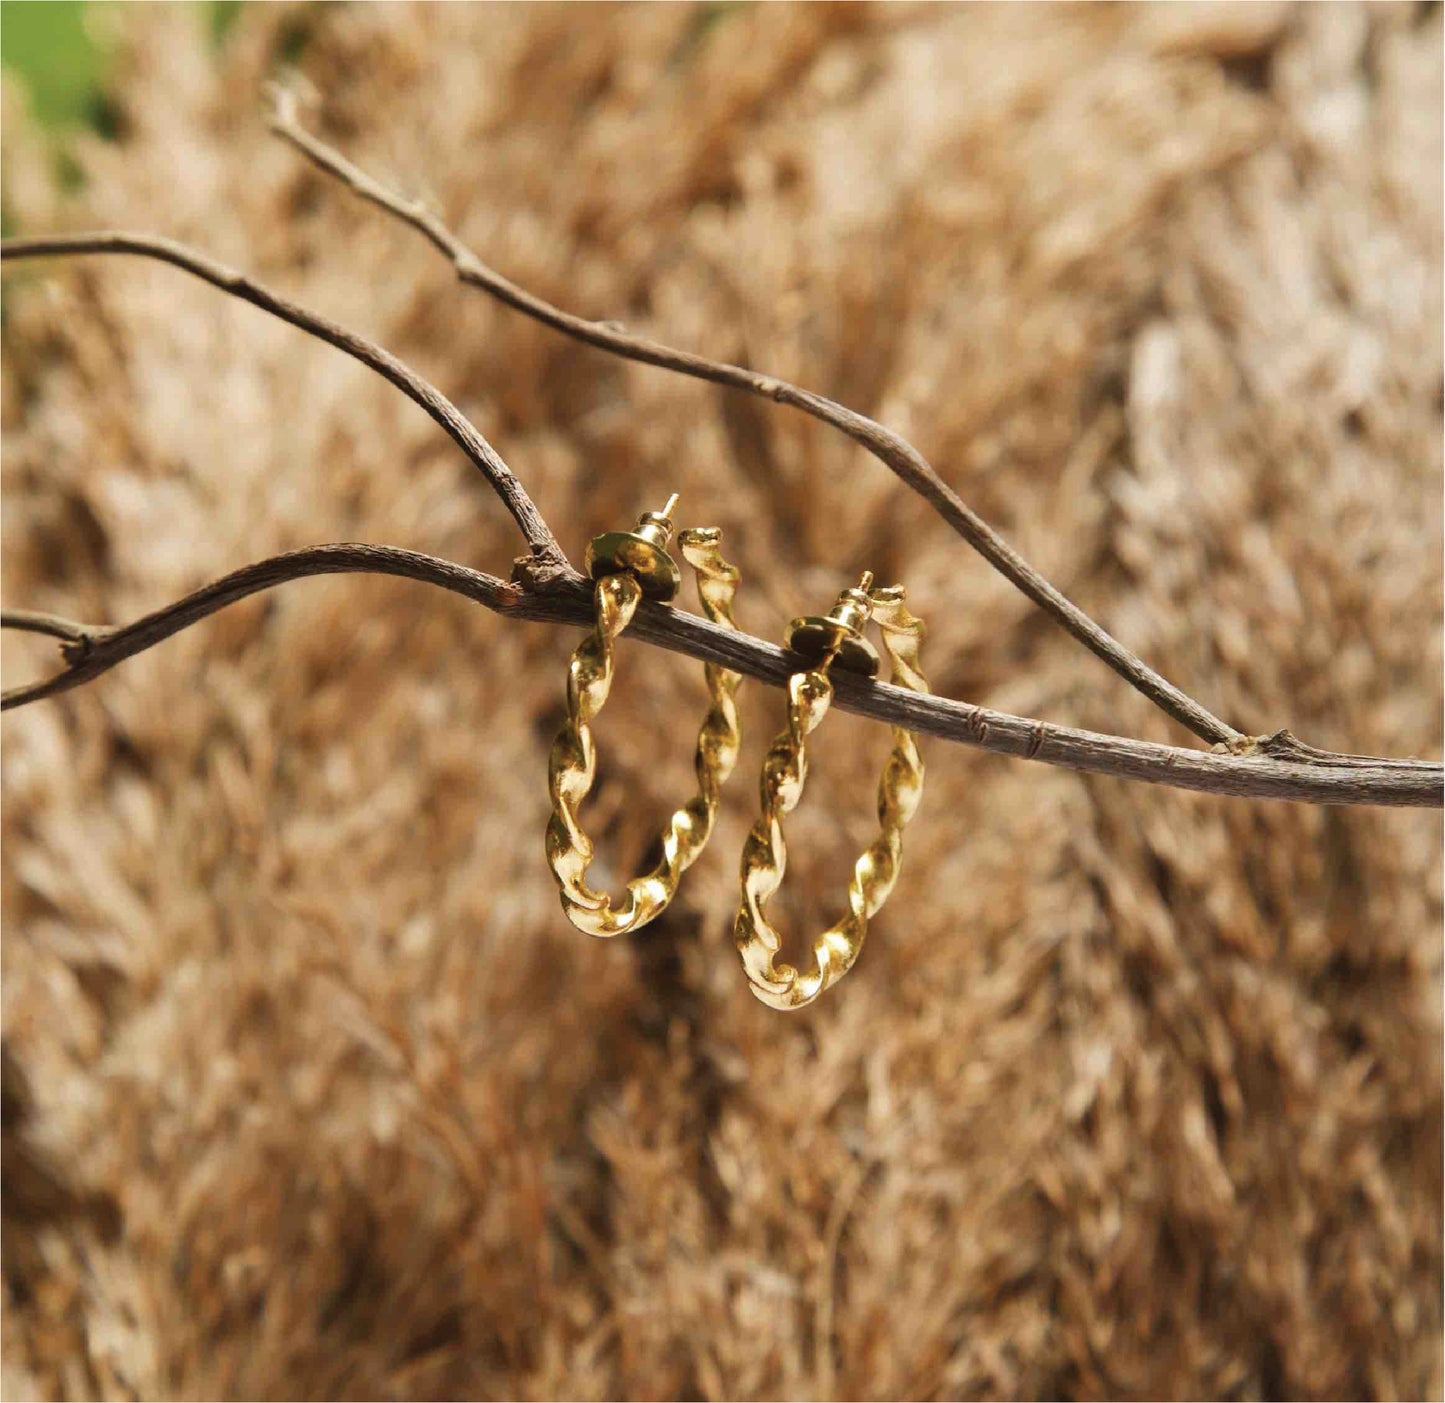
[1,3,1441,1398]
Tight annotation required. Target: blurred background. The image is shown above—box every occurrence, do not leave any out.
[2,3,1441,1398]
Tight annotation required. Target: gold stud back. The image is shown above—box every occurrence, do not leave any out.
[583,492,683,601]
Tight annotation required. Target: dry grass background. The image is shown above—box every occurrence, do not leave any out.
[1,3,1442,1398]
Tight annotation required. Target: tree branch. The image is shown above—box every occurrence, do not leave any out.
[0,233,564,567]
[267,87,1246,749]
[2,177,1434,810]
[2,545,1438,808]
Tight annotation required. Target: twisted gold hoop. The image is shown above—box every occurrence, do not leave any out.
[735,577,929,1009]
[545,501,742,936]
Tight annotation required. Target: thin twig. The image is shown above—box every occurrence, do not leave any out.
[0,609,96,645]
[1,233,564,566]
[2,545,1438,808]
[268,87,1245,748]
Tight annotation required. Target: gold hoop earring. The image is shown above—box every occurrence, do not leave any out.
[734,574,929,1009]
[546,495,743,936]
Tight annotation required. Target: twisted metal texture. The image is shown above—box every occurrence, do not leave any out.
[545,529,742,936]
[735,586,930,1009]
